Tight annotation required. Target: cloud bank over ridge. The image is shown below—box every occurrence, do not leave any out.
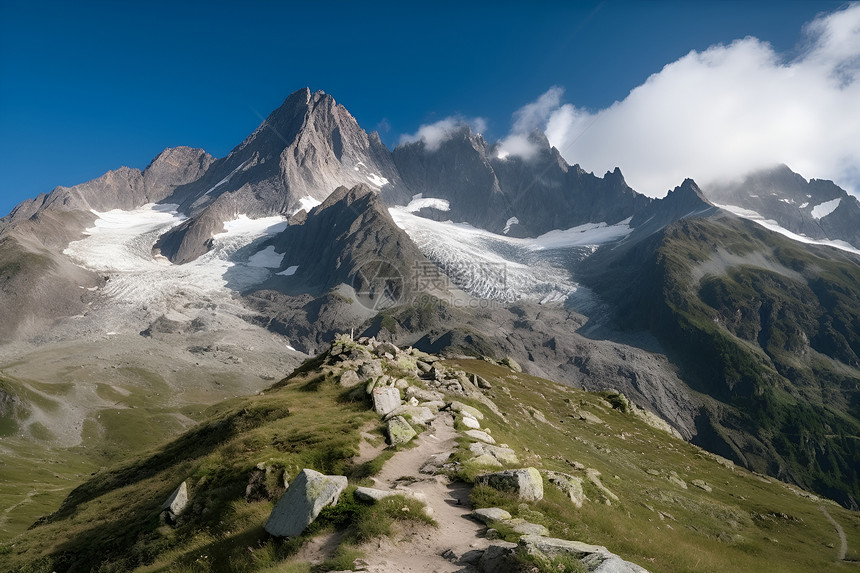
[509,3,860,197]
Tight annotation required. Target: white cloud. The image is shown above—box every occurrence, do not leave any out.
[399,116,487,152]
[498,86,564,160]
[520,4,860,197]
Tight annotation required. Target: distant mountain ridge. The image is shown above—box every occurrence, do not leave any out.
[2,87,860,509]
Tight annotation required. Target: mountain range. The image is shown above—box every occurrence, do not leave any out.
[1,87,860,561]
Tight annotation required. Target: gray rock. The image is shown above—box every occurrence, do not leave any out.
[668,471,688,489]
[692,479,712,492]
[354,487,398,502]
[477,541,519,573]
[372,386,401,416]
[474,374,492,389]
[406,386,444,402]
[469,453,503,467]
[476,468,543,501]
[162,481,189,516]
[472,507,513,524]
[358,359,384,380]
[387,415,416,445]
[383,405,435,425]
[465,429,496,444]
[460,414,481,429]
[510,519,549,536]
[541,470,586,508]
[449,401,484,420]
[420,400,446,411]
[470,442,519,465]
[338,370,361,387]
[517,535,651,572]
[265,469,347,537]
[394,378,409,389]
[374,342,399,357]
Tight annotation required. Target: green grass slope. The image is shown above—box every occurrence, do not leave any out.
[2,345,857,572]
[584,212,860,509]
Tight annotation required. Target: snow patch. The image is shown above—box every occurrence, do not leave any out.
[716,203,860,255]
[248,246,285,269]
[366,173,389,187]
[811,198,841,220]
[800,202,809,208]
[201,160,249,197]
[277,265,299,276]
[503,217,519,235]
[404,196,450,213]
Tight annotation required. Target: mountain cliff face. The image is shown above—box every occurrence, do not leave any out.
[705,164,860,248]
[156,89,405,264]
[392,127,649,236]
[3,87,860,511]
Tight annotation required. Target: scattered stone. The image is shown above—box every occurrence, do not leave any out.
[374,342,399,357]
[460,414,481,429]
[354,487,399,502]
[383,405,435,425]
[586,469,619,502]
[485,528,500,540]
[358,360,384,380]
[387,416,417,445]
[420,400,446,411]
[449,401,484,420]
[472,507,512,524]
[474,374,492,389]
[477,541,519,573]
[509,519,549,536]
[668,471,688,489]
[470,442,519,465]
[646,469,660,476]
[692,479,712,493]
[338,370,360,388]
[518,535,650,572]
[541,470,586,508]
[502,356,522,372]
[372,386,401,416]
[265,469,347,537]
[417,361,433,373]
[526,406,549,424]
[420,452,450,474]
[406,386,444,402]
[476,468,543,501]
[469,453,503,467]
[162,481,189,517]
[577,410,605,424]
[394,378,409,389]
[464,429,496,444]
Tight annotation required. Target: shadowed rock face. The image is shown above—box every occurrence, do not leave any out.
[392,127,650,236]
[264,468,347,537]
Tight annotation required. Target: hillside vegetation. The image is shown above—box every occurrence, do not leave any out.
[2,337,857,572]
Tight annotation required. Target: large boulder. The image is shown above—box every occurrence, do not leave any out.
[358,359,384,380]
[265,469,347,537]
[476,468,543,501]
[372,386,401,416]
[477,541,521,573]
[387,415,417,445]
[472,507,512,524]
[465,429,496,444]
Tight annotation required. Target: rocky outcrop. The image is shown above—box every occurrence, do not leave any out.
[160,481,189,524]
[518,535,650,573]
[265,468,347,537]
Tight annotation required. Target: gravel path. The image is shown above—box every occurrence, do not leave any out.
[819,505,848,561]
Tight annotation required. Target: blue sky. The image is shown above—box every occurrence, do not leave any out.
[0,0,853,215]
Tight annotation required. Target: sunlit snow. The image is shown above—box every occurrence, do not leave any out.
[715,203,860,255]
[389,206,632,304]
[63,205,290,321]
[811,198,841,219]
[404,194,450,213]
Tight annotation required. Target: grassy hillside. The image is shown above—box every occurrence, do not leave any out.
[585,213,860,509]
[2,340,857,572]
